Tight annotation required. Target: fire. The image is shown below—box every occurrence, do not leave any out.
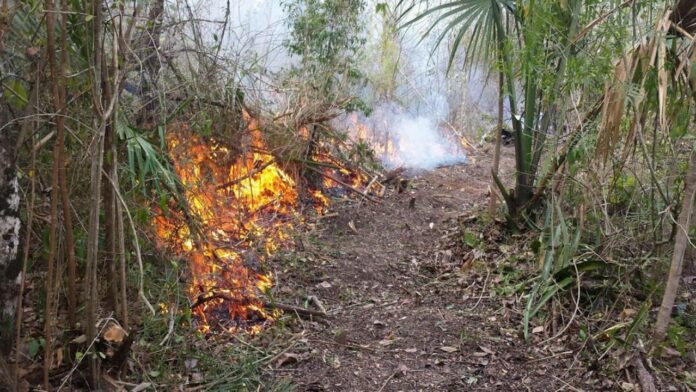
[154,122,299,333]
[154,112,378,333]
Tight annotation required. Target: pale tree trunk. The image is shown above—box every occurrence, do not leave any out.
[0,110,21,355]
[0,0,21,357]
[654,151,696,341]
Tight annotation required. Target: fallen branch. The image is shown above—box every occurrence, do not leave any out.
[306,165,379,203]
[633,356,657,392]
[263,301,329,319]
[191,292,329,319]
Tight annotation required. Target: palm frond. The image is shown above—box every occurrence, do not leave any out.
[400,0,515,73]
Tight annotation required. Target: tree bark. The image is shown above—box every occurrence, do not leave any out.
[654,151,696,341]
[136,0,164,129]
[0,0,20,358]
[84,0,105,386]
[0,110,21,356]
[59,0,78,328]
[488,70,504,215]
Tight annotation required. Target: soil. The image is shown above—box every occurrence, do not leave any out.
[273,146,602,391]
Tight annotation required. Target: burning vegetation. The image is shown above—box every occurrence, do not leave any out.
[152,112,376,333]
[153,106,469,333]
[153,123,297,333]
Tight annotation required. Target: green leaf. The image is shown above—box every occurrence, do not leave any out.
[3,79,28,109]
[28,338,41,358]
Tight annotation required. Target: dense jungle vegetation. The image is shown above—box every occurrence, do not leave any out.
[0,0,695,390]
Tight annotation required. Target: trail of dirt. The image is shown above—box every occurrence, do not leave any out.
[277,148,590,391]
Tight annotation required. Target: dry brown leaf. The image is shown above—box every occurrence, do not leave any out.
[316,281,332,289]
[620,308,637,320]
[103,323,127,344]
[275,353,301,368]
[131,382,152,392]
[347,220,358,233]
[657,26,668,133]
[479,345,495,355]
[597,55,632,163]
[71,334,87,344]
[51,347,63,369]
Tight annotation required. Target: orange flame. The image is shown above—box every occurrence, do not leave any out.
[154,122,298,333]
[154,113,375,333]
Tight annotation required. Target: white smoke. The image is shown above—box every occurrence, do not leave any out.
[336,102,467,171]
[191,0,483,170]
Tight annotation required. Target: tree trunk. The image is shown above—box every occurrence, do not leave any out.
[0,110,21,356]
[654,151,696,342]
[59,0,78,328]
[0,0,20,358]
[136,0,165,129]
[84,0,105,386]
[488,70,504,215]
[103,61,119,315]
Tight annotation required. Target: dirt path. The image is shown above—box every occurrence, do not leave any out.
[277,148,587,391]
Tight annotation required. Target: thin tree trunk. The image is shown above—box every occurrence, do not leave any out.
[488,70,504,215]
[116,195,129,327]
[44,0,65,386]
[0,0,20,351]
[654,151,696,341]
[102,61,119,314]
[85,0,105,386]
[0,106,20,358]
[0,1,23,357]
[59,0,78,328]
[14,69,40,382]
[136,0,164,129]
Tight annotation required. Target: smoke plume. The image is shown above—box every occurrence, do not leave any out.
[336,102,467,171]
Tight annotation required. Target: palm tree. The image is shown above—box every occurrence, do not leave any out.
[400,0,582,220]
